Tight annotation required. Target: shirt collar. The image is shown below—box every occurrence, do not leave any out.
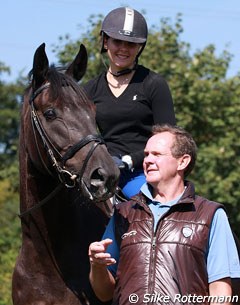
[140,182,185,207]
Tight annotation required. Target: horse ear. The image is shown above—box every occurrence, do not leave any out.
[32,43,49,89]
[66,44,88,82]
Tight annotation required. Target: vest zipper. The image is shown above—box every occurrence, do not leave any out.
[146,202,158,302]
[148,235,157,302]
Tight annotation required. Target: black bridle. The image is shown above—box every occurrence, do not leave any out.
[19,82,105,218]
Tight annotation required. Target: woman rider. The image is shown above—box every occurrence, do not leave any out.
[84,7,176,199]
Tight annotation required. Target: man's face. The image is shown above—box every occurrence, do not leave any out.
[143,132,180,187]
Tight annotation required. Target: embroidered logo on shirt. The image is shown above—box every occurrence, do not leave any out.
[182,227,193,238]
[121,230,137,239]
[132,95,137,101]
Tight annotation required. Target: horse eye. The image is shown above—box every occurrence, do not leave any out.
[44,108,57,121]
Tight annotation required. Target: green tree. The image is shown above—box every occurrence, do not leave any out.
[54,14,240,234]
[147,16,240,232]
[0,71,24,168]
[53,14,105,82]
[0,65,24,305]
[1,12,240,305]
[146,19,240,233]
[0,161,20,305]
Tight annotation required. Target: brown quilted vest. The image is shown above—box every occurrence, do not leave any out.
[112,181,224,305]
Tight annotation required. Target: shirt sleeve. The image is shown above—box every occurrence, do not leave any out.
[145,73,176,125]
[207,208,240,283]
[130,73,176,168]
[102,215,119,277]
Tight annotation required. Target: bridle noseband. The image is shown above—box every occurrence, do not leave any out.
[29,82,105,188]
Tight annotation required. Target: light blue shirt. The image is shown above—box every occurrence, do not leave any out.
[103,183,240,282]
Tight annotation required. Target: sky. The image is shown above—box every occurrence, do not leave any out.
[1,0,240,82]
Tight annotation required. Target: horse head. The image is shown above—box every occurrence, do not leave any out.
[22,43,119,202]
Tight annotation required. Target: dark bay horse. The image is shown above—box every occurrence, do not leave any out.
[12,43,119,305]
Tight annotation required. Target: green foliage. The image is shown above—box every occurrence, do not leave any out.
[0,66,23,304]
[140,15,240,233]
[0,78,23,168]
[54,14,240,234]
[1,12,240,304]
[53,14,106,83]
[0,175,20,305]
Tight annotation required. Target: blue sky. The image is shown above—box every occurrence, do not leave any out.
[1,0,240,82]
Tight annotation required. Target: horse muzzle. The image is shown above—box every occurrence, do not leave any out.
[79,167,119,202]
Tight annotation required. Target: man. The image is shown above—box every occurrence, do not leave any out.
[89,124,240,305]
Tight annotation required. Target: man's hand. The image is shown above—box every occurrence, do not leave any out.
[89,238,116,266]
[89,239,116,302]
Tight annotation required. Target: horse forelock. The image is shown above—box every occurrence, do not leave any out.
[48,66,92,108]
[26,65,93,111]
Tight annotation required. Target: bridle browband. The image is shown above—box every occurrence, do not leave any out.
[19,82,105,218]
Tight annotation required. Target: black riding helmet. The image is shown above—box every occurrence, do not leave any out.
[100,7,148,70]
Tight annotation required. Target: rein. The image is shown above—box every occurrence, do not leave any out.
[18,184,63,218]
[19,82,105,218]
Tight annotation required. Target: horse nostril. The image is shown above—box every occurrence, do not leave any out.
[90,168,117,197]
[90,168,105,189]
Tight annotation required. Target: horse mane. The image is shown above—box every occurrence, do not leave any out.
[27,64,92,108]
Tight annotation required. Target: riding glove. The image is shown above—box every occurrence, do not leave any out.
[112,155,133,171]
